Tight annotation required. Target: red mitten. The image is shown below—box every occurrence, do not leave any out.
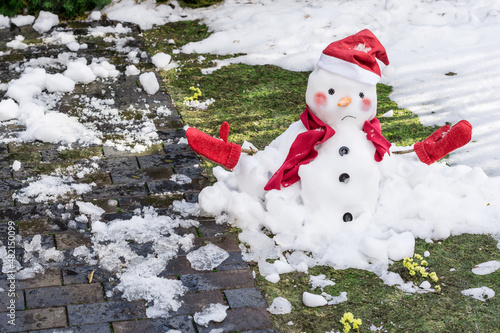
[186,122,241,169]
[414,120,472,165]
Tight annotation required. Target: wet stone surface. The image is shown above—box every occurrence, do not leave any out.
[0,18,272,333]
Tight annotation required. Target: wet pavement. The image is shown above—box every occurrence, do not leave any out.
[0,19,275,333]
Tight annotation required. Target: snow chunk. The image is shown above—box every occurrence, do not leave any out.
[472,261,500,275]
[89,11,102,21]
[125,65,140,76]
[76,201,105,221]
[0,15,9,29]
[194,303,229,327]
[187,244,229,271]
[11,15,35,27]
[12,160,21,172]
[461,287,495,302]
[0,99,19,121]
[7,35,28,49]
[139,72,159,95]
[33,11,59,33]
[152,52,172,70]
[265,273,280,283]
[46,73,75,93]
[64,61,96,84]
[302,292,327,307]
[267,297,292,314]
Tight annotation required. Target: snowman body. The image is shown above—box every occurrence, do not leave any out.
[295,68,382,222]
[298,125,380,222]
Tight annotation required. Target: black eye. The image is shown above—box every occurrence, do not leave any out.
[328,88,335,95]
[359,92,364,98]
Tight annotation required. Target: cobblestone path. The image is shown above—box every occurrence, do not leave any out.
[0,19,275,333]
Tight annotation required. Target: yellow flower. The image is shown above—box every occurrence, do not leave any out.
[414,254,423,260]
[343,323,351,333]
[430,272,439,282]
[435,285,442,292]
[420,260,428,266]
[352,318,362,329]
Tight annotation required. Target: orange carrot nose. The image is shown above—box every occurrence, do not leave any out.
[337,97,352,107]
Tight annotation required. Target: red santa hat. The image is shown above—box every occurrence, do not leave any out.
[316,29,390,85]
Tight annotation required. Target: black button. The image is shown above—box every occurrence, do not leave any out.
[343,213,353,222]
[339,173,350,183]
[339,146,349,156]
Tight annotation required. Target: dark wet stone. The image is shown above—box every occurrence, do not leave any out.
[137,154,174,169]
[82,183,147,200]
[224,287,268,309]
[165,151,200,167]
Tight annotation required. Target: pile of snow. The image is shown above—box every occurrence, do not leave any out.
[198,141,500,286]
[91,207,199,318]
[103,0,191,30]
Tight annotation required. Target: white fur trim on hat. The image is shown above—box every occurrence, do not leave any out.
[317,53,381,85]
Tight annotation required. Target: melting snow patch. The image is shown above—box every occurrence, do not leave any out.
[187,244,229,271]
[310,274,335,291]
[170,174,192,185]
[267,297,292,314]
[471,261,500,275]
[193,303,229,327]
[323,291,348,305]
[91,207,199,318]
[14,175,94,204]
[461,287,495,302]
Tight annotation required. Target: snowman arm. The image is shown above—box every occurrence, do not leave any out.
[414,120,472,165]
[186,123,242,169]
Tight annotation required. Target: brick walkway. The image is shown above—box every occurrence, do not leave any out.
[0,20,275,332]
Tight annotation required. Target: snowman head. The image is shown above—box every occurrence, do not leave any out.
[306,69,377,129]
[306,29,389,129]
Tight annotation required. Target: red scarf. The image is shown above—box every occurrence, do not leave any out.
[264,106,391,191]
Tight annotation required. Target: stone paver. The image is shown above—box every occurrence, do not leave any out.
[112,315,196,333]
[0,307,67,332]
[25,283,104,308]
[0,18,273,333]
[67,301,147,326]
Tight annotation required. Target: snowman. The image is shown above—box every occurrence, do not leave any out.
[186,29,472,225]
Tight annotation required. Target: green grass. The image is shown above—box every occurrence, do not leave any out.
[258,235,499,333]
[143,20,500,333]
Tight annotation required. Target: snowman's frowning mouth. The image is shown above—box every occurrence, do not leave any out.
[342,115,357,121]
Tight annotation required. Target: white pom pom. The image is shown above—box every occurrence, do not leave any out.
[382,65,395,78]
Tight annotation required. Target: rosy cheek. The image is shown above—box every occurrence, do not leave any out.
[361,98,371,111]
[314,92,327,107]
